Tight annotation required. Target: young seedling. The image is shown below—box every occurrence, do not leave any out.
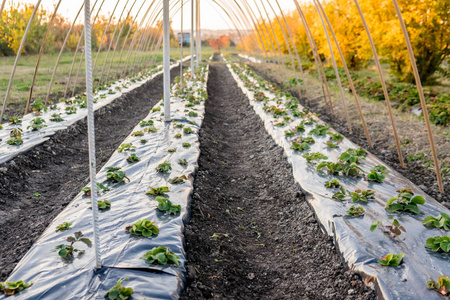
[347,206,365,216]
[126,219,159,237]
[155,196,181,215]
[52,231,92,258]
[146,186,170,196]
[385,188,425,214]
[295,136,315,144]
[82,182,110,196]
[291,141,310,152]
[31,98,47,115]
[132,131,144,136]
[106,166,130,183]
[141,246,180,266]
[178,159,188,165]
[188,111,198,117]
[339,148,367,165]
[324,179,340,188]
[425,236,450,252]
[10,128,22,137]
[127,153,140,163]
[97,199,111,210]
[182,143,191,148]
[140,120,154,127]
[328,132,344,141]
[117,143,136,152]
[378,253,404,266]
[6,137,23,145]
[168,175,187,184]
[254,92,268,102]
[371,219,406,236]
[174,123,184,128]
[33,192,41,197]
[9,116,22,124]
[295,122,305,132]
[309,124,329,136]
[0,280,32,296]
[140,139,147,144]
[168,148,177,153]
[324,140,341,148]
[284,129,296,137]
[341,162,363,177]
[50,113,64,122]
[423,213,450,231]
[145,125,158,133]
[317,161,342,175]
[156,161,172,173]
[56,222,72,232]
[65,106,77,114]
[332,187,347,200]
[174,133,182,138]
[348,189,376,202]
[303,152,328,163]
[105,278,134,300]
[183,127,193,134]
[274,120,287,127]
[27,119,47,133]
[427,275,450,297]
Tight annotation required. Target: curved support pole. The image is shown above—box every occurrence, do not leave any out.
[353,0,405,167]
[316,0,373,147]
[252,0,277,61]
[25,0,62,115]
[391,0,443,190]
[190,0,195,77]
[1,0,42,121]
[180,0,183,87]
[259,0,283,64]
[312,0,352,132]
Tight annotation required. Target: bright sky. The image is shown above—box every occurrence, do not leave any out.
[12,0,298,30]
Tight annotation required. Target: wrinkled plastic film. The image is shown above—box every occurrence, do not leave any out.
[227,62,450,300]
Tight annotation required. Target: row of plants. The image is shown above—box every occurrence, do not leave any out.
[229,61,450,297]
[1,65,208,297]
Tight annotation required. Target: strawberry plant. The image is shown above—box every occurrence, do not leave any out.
[378,253,404,266]
[339,149,367,164]
[9,116,22,124]
[106,167,130,183]
[174,123,184,128]
[425,236,450,252]
[105,278,133,300]
[254,92,268,102]
[147,186,170,196]
[97,199,111,210]
[174,133,182,138]
[168,148,177,153]
[56,222,72,232]
[169,175,187,184]
[65,106,77,114]
[132,131,144,136]
[295,136,315,144]
[155,196,181,215]
[371,219,406,236]
[274,120,287,127]
[156,161,172,173]
[188,111,198,117]
[328,132,344,141]
[302,152,328,163]
[366,165,388,183]
[141,246,180,266]
[285,129,296,137]
[152,106,161,112]
[50,113,64,122]
[52,231,92,258]
[291,141,310,152]
[117,143,136,152]
[427,275,450,296]
[183,127,193,134]
[295,123,305,132]
[385,189,425,214]
[10,128,22,137]
[349,189,375,202]
[82,182,110,196]
[140,139,147,144]
[332,187,347,200]
[341,162,363,177]
[127,153,140,163]
[317,161,342,175]
[324,179,340,188]
[423,213,450,231]
[140,120,154,127]
[182,143,191,148]
[31,98,47,115]
[309,124,329,136]
[347,205,365,216]
[145,125,158,133]
[0,280,32,296]
[324,140,341,148]
[179,158,188,165]
[372,165,388,173]
[27,117,47,131]
[6,137,23,145]
[126,219,159,237]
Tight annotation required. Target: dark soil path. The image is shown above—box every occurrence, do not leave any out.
[0,65,183,281]
[182,59,375,299]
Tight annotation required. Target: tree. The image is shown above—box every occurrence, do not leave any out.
[209,35,230,52]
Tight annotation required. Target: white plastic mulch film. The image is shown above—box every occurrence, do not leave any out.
[1,64,208,299]
[0,57,191,165]
[227,60,450,300]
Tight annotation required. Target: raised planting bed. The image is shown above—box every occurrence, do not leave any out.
[227,61,450,300]
[0,64,208,299]
[0,57,191,165]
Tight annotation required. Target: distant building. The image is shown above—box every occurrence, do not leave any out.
[177,32,190,44]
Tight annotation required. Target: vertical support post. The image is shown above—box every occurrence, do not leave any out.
[84,0,101,269]
[195,0,199,68]
[190,0,195,78]
[391,0,443,192]
[163,0,171,121]
[198,0,201,63]
[180,0,183,88]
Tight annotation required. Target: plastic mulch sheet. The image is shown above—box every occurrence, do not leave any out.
[228,62,450,300]
[1,66,207,300]
[0,56,191,165]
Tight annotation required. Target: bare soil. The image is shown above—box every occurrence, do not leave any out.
[0,65,182,281]
[182,58,375,299]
